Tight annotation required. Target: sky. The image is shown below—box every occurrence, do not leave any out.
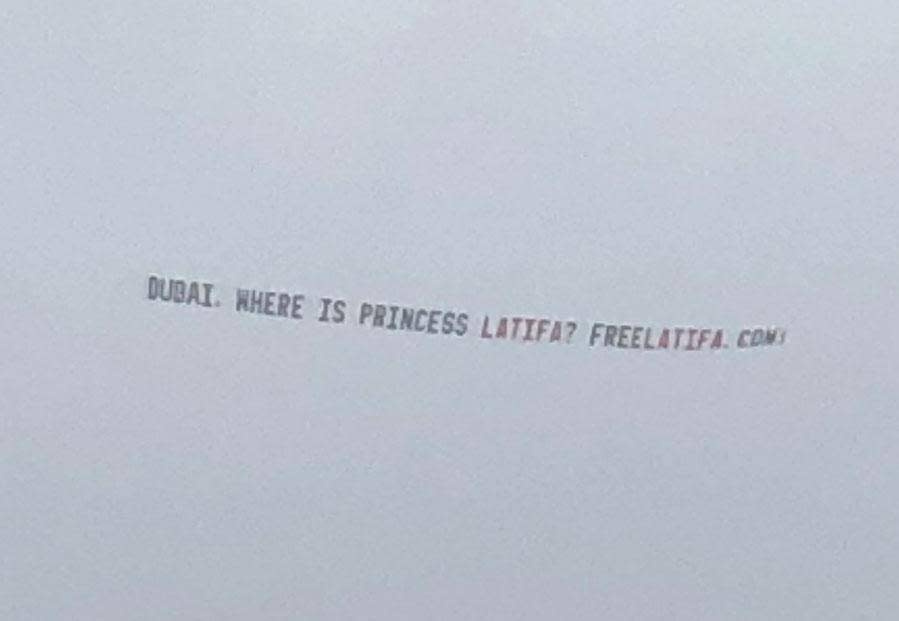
[2,2,898,619]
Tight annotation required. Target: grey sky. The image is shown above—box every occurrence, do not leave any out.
[2,2,898,619]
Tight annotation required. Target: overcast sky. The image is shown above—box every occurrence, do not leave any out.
[2,2,898,619]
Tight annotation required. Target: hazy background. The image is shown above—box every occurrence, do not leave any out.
[2,2,897,619]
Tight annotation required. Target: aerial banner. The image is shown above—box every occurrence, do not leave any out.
[148,274,787,353]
